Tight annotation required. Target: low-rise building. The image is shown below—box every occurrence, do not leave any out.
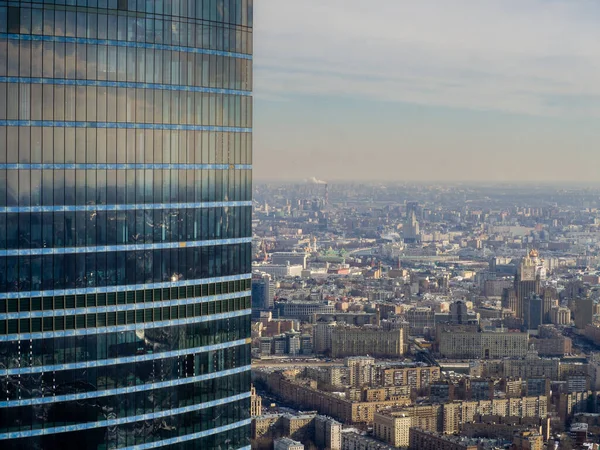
[253,414,282,439]
[409,428,479,450]
[254,263,304,279]
[438,325,528,359]
[254,370,411,424]
[511,429,544,450]
[404,307,435,335]
[331,326,404,358]
[503,351,560,381]
[274,437,305,450]
[278,300,336,321]
[342,431,397,450]
[282,413,315,441]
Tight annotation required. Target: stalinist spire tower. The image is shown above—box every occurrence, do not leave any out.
[515,249,541,319]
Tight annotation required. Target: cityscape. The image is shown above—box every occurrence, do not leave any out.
[249,182,600,450]
[2,1,600,450]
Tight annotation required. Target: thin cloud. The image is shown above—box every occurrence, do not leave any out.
[254,0,600,117]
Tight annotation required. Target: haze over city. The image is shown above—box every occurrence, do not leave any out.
[253,0,600,183]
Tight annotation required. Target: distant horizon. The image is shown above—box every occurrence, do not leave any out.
[253,177,600,187]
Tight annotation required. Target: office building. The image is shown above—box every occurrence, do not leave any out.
[252,272,275,310]
[0,3,253,449]
[523,293,543,331]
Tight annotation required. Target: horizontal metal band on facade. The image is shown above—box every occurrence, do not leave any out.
[0,392,251,440]
[0,201,252,213]
[0,272,251,299]
[1,337,250,376]
[0,33,253,60]
[121,423,252,450]
[0,308,251,342]
[0,120,251,132]
[0,236,252,256]
[0,77,253,96]
[0,163,252,170]
[0,364,251,408]
[0,289,250,320]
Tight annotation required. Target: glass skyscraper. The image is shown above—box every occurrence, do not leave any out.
[0,1,252,449]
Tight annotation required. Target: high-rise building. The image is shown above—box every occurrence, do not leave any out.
[514,252,541,319]
[313,318,337,353]
[251,385,263,417]
[573,297,594,330]
[252,271,275,310]
[0,2,253,449]
[524,293,543,331]
[542,286,558,324]
[346,356,376,387]
[405,201,421,220]
[314,415,342,450]
[373,410,411,448]
[403,210,421,244]
[501,287,518,314]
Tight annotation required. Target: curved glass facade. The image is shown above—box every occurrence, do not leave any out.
[0,1,252,449]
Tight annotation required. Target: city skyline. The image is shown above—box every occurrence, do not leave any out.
[253,0,600,183]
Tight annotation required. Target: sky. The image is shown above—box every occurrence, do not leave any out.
[252,0,600,183]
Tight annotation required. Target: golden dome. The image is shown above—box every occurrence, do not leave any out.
[529,249,539,258]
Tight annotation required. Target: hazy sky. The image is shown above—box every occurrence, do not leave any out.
[252,0,600,183]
